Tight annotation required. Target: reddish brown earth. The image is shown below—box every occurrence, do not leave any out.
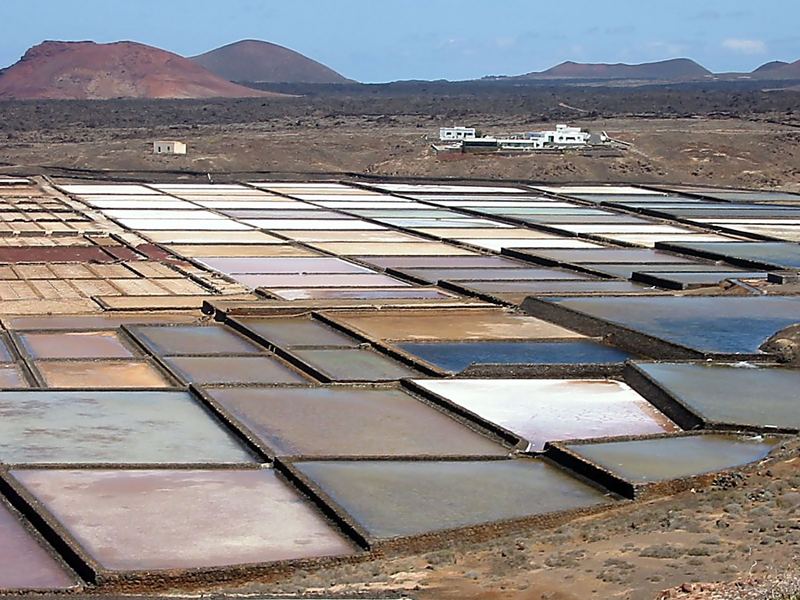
[0,41,279,100]
[191,39,352,84]
[516,58,712,80]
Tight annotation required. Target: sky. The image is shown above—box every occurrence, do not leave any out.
[1,0,798,82]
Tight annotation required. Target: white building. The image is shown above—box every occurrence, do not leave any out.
[434,123,609,154]
[486,125,594,152]
[439,127,477,141]
[153,141,187,155]
[527,124,591,146]
[496,138,545,151]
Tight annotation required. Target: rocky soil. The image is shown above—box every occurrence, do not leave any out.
[0,115,798,194]
[0,83,797,192]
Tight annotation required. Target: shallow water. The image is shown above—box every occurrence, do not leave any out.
[634,362,800,429]
[355,255,521,269]
[663,241,800,270]
[235,316,360,347]
[397,267,587,283]
[294,459,612,539]
[566,434,780,482]
[398,340,631,372]
[588,263,743,279]
[554,296,800,354]
[0,390,253,464]
[132,325,265,355]
[512,248,697,264]
[636,271,768,288]
[460,280,649,294]
[291,348,420,381]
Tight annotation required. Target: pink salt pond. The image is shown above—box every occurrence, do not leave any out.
[0,501,76,590]
[414,379,679,451]
[11,469,354,572]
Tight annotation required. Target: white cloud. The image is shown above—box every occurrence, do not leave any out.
[647,41,688,56]
[722,38,767,55]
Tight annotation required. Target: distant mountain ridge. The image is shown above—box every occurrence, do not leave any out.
[0,40,797,100]
[483,57,800,83]
[191,40,351,84]
[0,40,277,100]
[751,59,800,79]
[514,58,713,80]
[752,61,790,74]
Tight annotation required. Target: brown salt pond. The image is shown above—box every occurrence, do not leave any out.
[146,230,281,244]
[168,244,316,257]
[332,310,583,341]
[33,360,172,388]
[17,331,135,359]
[208,386,508,457]
[0,246,115,263]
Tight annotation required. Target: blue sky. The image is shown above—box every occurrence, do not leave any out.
[1,0,798,82]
